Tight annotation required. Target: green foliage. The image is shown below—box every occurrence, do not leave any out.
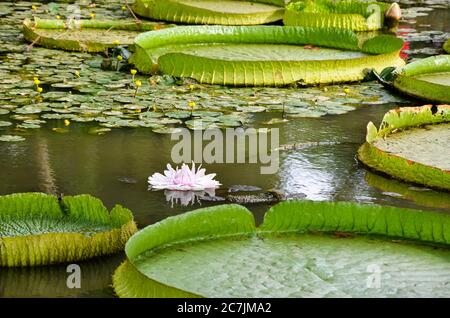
[132,25,404,86]
[0,193,61,221]
[399,55,450,77]
[358,105,450,191]
[0,193,137,267]
[373,104,450,138]
[284,0,391,31]
[444,39,450,54]
[361,35,404,54]
[114,202,450,298]
[125,204,254,260]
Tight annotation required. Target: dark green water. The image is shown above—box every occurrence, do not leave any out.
[0,1,449,297]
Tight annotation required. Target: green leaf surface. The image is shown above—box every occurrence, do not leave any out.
[132,25,404,86]
[358,105,450,191]
[23,18,172,52]
[393,55,450,104]
[0,193,137,267]
[412,72,450,86]
[364,172,450,211]
[373,123,450,171]
[115,201,450,298]
[132,0,285,25]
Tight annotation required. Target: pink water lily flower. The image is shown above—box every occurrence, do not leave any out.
[148,162,221,191]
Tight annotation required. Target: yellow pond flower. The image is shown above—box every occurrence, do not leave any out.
[135,80,142,88]
[33,78,40,85]
[113,40,120,45]
[64,119,71,126]
[117,55,123,61]
[37,87,43,93]
[188,101,196,109]
[130,69,137,76]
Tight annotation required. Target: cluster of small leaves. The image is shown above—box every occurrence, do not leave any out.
[0,1,415,142]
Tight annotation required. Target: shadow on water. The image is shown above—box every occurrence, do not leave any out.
[0,254,124,298]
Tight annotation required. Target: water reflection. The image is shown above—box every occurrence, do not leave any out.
[365,171,450,210]
[159,189,218,207]
[0,254,123,298]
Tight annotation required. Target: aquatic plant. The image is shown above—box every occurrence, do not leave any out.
[0,255,124,297]
[391,55,450,104]
[0,193,137,267]
[113,201,450,297]
[358,105,450,191]
[130,69,137,82]
[22,18,172,52]
[364,172,450,210]
[148,162,221,191]
[33,76,43,94]
[134,79,142,97]
[132,0,285,25]
[444,39,450,54]
[131,25,404,86]
[284,0,397,31]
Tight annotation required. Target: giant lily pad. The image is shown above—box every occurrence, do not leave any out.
[113,201,450,298]
[392,55,450,104]
[0,193,137,267]
[284,0,393,31]
[131,25,405,86]
[358,105,450,191]
[132,0,285,26]
[23,18,171,52]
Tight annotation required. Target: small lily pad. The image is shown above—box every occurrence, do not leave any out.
[52,128,70,134]
[0,135,25,142]
[0,120,12,127]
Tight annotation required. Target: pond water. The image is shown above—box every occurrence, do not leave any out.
[0,0,449,297]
